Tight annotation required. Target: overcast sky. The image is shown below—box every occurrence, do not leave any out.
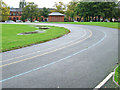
[3,0,120,8]
[3,0,73,8]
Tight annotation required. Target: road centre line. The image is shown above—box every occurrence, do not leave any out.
[1,29,87,62]
[0,30,92,67]
[0,30,107,82]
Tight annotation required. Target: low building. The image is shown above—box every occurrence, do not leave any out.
[48,12,64,22]
[8,8,54,21]
[8,8,22,21]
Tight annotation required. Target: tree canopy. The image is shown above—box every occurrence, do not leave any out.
[52,1,66,14]
[0,0,10,22]
[21,2,39,22]
[76,2,118,21]
[64,0,119,22]
[65,0,78,21]
[19,0,26,8]
[41,7,50,18]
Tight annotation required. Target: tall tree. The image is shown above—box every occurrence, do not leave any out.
[113,1,120,19]
[65,0,78,21]
[0,0,10,22]
[21,2,39,22]
[53,1,66,14]
[19,0,26,8]
[79,0,118,2]
[76,1,117,21]
[41,7,49,18]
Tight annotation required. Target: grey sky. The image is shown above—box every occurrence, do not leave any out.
[3,0,120,8]
[3,0,73,8]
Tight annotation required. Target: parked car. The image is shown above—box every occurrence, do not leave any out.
[5,20,16,23]
[104,19,110,22]
[74,21,78,22]
[34,20,39,22]
[25,21,31,23]
[16,20,23,23]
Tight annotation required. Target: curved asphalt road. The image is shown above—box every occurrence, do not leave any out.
[1,23,118,88]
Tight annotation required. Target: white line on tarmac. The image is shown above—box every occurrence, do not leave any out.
[0,30,91,67]
[0,30,106,82]
[94,72,115,90]
[1,29,87,62]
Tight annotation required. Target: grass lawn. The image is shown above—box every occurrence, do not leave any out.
[1,24,70,52]
[114,65,120,86]
[38,22,119,29]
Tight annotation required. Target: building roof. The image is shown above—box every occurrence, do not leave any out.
[10,8,55,12]
[49,12,64,16]
[10,8,23,12]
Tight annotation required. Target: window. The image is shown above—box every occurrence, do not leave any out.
[13,13,15,16]
[11,12,13,16]
[8,17,11,20]
[16,12,19,16]
[20,12,22,16]
[13,17,16,20]
[16,17,19,20]
[10,13,12,16]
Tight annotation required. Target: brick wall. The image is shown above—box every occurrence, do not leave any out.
[8,11,22,21]
[48,16,64,22]
[9,16,21,21]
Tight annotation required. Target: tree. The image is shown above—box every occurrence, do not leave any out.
[0,0,10,22]
[37,9,42,21]
[76,1,117,21]
[79,0,118,2]
[21,2,39,22]
[41,7,49,18]
[65,0,78,21]
[113,2,120,19]
[53,1,66,14]
[19,0,26,8]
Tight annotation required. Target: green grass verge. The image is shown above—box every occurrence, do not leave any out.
[114,64,120,86]
[1,24,70,52]
[36,22,119,29]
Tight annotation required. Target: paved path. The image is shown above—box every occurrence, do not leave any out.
[1,23,118,88]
